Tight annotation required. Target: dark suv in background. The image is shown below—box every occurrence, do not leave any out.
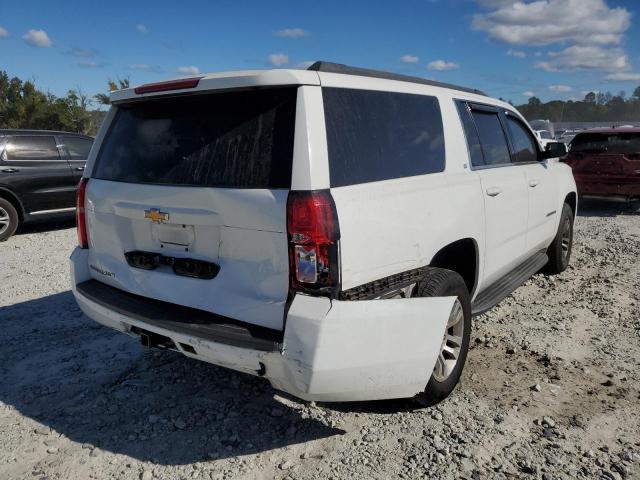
[0,130,93,240]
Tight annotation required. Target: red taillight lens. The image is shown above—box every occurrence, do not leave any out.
[76,178,89,248]
[286,190,340,294]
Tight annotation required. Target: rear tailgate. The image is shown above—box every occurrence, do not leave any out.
[569,153,640,176]
[85,87,298,331]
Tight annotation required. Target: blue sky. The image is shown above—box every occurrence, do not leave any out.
[1,0,640,106]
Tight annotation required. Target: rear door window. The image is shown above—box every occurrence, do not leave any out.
[62,136,93,160]
[505,116,538,163]
[456,101,484,167]
[323,88,445,187]
[94,88,297,188]
[5,136,60,161]
[470,110,511,167]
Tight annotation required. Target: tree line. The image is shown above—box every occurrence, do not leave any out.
[0,71,126,137]
[2,69,640,135]
[516,86,640,123]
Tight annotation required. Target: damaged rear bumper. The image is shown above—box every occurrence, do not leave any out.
[70,248,454,402]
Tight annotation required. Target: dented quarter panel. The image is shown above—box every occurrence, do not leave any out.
[279,293,455,401]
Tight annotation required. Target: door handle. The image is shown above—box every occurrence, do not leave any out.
[1,168,19,173]
[486,187,502,197]
[529,179,540,187]
[75,166,85,171]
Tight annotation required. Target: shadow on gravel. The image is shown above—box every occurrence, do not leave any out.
[15,217,76,235]
[0,292,344,465]
[578,199,640,218]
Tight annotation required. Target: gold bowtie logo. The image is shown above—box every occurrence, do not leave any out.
[144,208,169,224]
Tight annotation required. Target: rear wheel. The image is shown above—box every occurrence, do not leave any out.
[0,198,19,242]
[543,203,573,275]
[412,268,471,407]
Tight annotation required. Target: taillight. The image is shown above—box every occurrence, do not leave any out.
[76,178,89,249]
[286,190,340,295]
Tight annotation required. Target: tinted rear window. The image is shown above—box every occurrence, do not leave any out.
[63,136,93,160]
[571,132,640,154]
[5,136,60,161]
[323,88,445,187]
[94,88,297,188]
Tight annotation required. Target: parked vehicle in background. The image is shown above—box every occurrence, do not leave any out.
[564,128,640,201]
[70,62,576,405]
[534,130,554,149]
[560,130,581,146]
[0,130,93,241]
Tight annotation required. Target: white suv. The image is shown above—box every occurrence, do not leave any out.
[70,62,577,405]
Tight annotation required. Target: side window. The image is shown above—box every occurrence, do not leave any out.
[505,116,538,163]
[323,88,445,187]
[456,101,485,167]
[470,110,511,167]
[62,136,93,160]
[5,136,60,161]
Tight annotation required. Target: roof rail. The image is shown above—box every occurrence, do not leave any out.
[307,61,487,97]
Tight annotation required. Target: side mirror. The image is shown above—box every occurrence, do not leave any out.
[541,142,567,160]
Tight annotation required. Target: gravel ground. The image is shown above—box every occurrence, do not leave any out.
[1,201,639,480]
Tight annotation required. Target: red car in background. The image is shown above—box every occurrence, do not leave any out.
[564,128,640,201]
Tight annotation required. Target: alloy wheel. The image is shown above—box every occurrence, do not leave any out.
[0,206,9,235]
[433,299,464,382]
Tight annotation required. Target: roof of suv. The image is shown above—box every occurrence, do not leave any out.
[110,61,489,104]
[574,127,640,135]
[0,129,93,138]
[307,61,487,96]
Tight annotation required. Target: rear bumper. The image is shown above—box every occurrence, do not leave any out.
[70,248,454,402]
[574,174,640,198]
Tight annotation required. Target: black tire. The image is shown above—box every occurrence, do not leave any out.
[0,197,19,242]
[412,268,471,407]
[543,203,573,275]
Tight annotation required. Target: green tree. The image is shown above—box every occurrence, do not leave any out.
[94,77,130,106]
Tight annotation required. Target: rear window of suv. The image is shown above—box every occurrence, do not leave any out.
[570,132,640,154]
[94,88,297,188]
[323,88,445,187]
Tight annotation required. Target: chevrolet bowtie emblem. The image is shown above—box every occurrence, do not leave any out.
[144,208,169,224]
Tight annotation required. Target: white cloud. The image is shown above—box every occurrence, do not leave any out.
[66,47,97,58]
[400,54,419,64]
[176,65,200,75]
[136,24,148,34]
[268,53,289,66]
[548,85,573,93]
[130,63,162,73]
[275,28,309,38]
[23,29,52,48]
[77,60,105,68]
[535,45,628,73]
[522,91,534,97]
[507,49,525,58]
[427,59,459,71]
[606,72,640,81]
[472,0,630,46]
[0,26,8,38]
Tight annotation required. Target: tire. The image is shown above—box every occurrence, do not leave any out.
[543,203,573,275]
[412,268,471,407]
[0,198,19,242]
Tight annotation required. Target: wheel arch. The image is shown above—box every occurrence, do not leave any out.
[429,238,479,297]
[564,191,577,219]
[0,186,25,222]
